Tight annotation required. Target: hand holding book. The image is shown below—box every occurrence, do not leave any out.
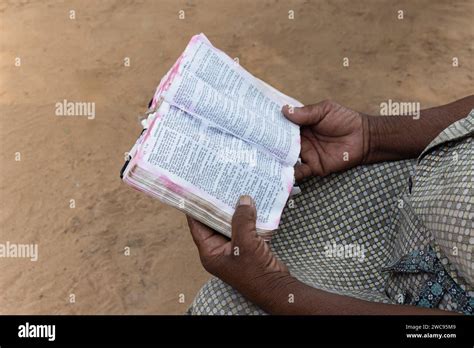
[186,195,291,296]
[282,100,369,180]
[283,96,474,182]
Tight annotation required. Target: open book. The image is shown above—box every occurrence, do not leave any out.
[121,33,302,239]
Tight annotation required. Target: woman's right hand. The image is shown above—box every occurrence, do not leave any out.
[282,100,370,181]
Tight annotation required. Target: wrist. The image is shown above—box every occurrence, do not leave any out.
[360,113,377,165]
[361,114,406,164]
[249,273,305,314]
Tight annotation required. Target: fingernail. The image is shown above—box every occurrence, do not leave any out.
[237,195,253,207]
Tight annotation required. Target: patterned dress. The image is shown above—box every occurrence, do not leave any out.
[189,110,474,315]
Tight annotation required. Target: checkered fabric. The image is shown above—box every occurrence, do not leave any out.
[384,111,473,313]
[188,111,473,315]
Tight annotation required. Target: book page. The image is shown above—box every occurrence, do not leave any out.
[134,102,294,230]
[162,34,301,167]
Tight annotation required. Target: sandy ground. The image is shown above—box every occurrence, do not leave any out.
[0,0,472,314]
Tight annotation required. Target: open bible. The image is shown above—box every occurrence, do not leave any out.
[121,33,302,239]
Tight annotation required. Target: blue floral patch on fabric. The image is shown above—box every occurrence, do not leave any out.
[383,247,472,315]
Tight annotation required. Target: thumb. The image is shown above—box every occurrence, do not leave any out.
[282,103,327,126]
[231,195,258,249]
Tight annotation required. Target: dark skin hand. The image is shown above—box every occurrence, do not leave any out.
[282,95,474,182]
[187,96,473,314]
[187,196,290,302]
[282,101,369,180]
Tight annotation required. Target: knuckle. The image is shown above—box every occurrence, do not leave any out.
[302,104,315,114]
[321,99,334,110]
[200,254,216,273]
[321,99,332,107]
[321,99,339,114]
[232,205,256,224]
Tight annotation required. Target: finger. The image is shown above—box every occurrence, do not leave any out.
[186,216,213,247]
[231,195,258,247]
[186,216,228,254]
[294,162,312,181]
[299,131,327,175]
[282,101,329,126]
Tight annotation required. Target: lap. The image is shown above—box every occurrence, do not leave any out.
[189,160,416,315]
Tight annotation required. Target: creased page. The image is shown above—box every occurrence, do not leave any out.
[132,102,294,230]
[162,34,301,167]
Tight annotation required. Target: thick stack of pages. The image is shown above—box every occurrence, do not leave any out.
[122,33,302,239]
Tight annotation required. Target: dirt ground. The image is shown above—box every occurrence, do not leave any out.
[0,0,472,314]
